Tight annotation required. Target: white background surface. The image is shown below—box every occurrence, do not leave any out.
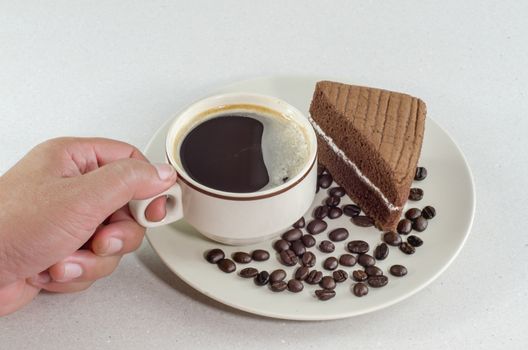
[1,1,527,349]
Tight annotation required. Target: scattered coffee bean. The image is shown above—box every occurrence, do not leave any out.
[422,206,436,219]
[287,279,304,293]
[318,173,333,188]
[358,254,376,267]
[353,282,369,297]
[409,188,424,201]
[317,164,326,176]
[325,196,341,207]
[399,242,416,255]
[313,205,329,219]
[415,166,427,181]
[352,215,374,227]
[316,184,320,193]
[320,276,336,290]
[232,252,252,264]
[274,239,291,252]
[282,228,302,242]
[347,240,369,254]
[279,249,299,266]
[307,219,328,235]
[270,281,287,292]
[365,265,383,276]
[295,266,310,280]
[407,235,424,247]
[217,258,236,273]
[383,231,402,246]
[269,269,287,283]
[390,265,408,277]
[352,270,368,282]
[239,267,258,278]
[254,271,269,285]
[291,240,306,256]
[301,235,316,248]
[205,249,225,264]
[343,204,361,217]
[292,217,305,229]
[367,275,388,288]
[305,270,323,285]
[315,289,336,301]
[339,254,357,267]
[374,243,389,260]
[328,207,343,219]
[301,252,316,267]
[333,270,348,283]
[323,257,339,271]
[397,219,412,235]
[329,186,346,197]
[405,208,422,221]
[319,240,335,253]
[328,228,349,242]
[412,216,428,232]
[251,249,270,261]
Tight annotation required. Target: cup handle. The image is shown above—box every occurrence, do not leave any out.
[129,183,184,227]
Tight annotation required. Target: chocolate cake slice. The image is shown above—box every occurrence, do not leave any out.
[309,81,426,231]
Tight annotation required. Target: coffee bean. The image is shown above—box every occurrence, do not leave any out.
[368,275,388,288]
[339,254,357,267]
[316,184,320,193]
[407,235,423,247]
[291,240,306,256]
[325,196,340,207]
[415,166,427,181]
[232,252,252,264]
[251,249,270,261]
[301,251,316,267]
[318,173,333,188]
[399,242,416,255]
[254,271,269,285]
[353,283,369,297]
[319,240,335,253]
[305,270,323,285]
[412,216,428,232]
[292,217,305,229]
[397,219,412,235]
[390,264,408,277]
[365,265,383,276]
[323,257,338,271]
[282,228,302,242]
[269,269,287,283]
[358,254,376,267]
[343,204,361,217]
[270,281,287,292]
[405,208,422,221]
[273,239,291,252]
[205,249,225,264]
[315,289,336,301]
[329,186,346,197]
[332,270,348,283]
[279,249,299,266]
[328,207,343,219]
[320,276,336,290]
[295,266,310,280]
[383,232,402,246]
[352,215,374,227]
[313,205,329,219]
[422,206,436,219]
[217,258,236,273]
[287,279,304,293]
[409,188,424,201]
[374,243,389,260]
[307,219,328,235]
[317,164,326,176]
[352,270,368,282]
[301,235,316,248]
[347,240,369,254]
[328,228,349,242]
[239,267,258,278]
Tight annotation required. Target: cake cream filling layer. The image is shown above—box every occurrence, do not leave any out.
[308,116,401,212]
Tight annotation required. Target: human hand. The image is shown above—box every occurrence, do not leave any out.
[0,137,177,316]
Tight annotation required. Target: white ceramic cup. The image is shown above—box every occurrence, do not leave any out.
[129,93,317,245]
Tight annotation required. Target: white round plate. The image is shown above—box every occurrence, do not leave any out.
[144,76,475,320]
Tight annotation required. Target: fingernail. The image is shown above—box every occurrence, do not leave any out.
[154,163,175,181]
[62,263,83,280]
[103,237,123,255]
[29,271,51,285]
